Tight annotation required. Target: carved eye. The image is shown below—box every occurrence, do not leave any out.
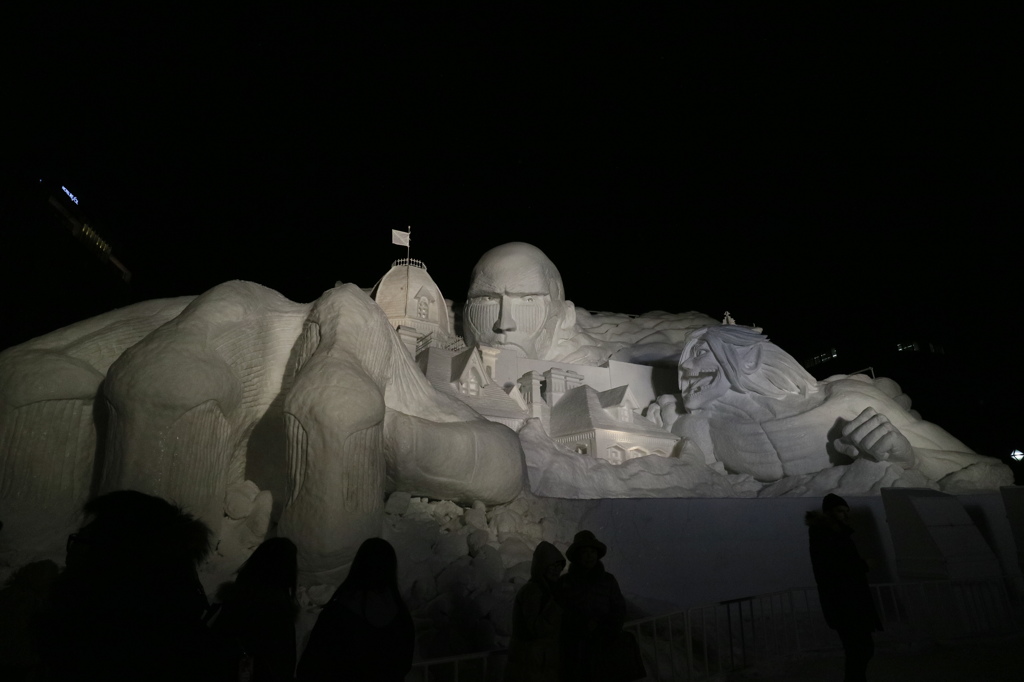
[694,348,708,357]
[524,296,535,303]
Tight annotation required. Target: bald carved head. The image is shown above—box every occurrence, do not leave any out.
[464,243,572,359]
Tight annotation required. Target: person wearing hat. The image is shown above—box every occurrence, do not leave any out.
[806,494,881,682]
[557,530,628,682]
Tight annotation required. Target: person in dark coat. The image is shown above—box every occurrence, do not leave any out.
[0,559,59,681]
[208,537,299,681]
[505,541,566,682]
[296,537,414,682]
[806,493,882,682]
[557,530,627,682]
[36,490,216,682]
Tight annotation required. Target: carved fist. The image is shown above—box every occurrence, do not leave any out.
[833,407,916,468]
[655,393,682,431]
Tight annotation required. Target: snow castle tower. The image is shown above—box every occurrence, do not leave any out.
[370,258,459,355]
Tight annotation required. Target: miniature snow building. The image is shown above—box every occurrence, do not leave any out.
[415,344,680,465]
[370,259,463,355]
[548,383,679,463]
[417,345,531,431]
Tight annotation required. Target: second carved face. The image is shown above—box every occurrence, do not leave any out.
[678,335,730,411]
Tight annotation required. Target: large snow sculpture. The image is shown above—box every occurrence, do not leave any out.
[1,241,1014,580]
[0,281,523,578]
[664,325,1012,492]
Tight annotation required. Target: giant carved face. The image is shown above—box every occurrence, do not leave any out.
[678,332,730,411]
[464,243,565,359]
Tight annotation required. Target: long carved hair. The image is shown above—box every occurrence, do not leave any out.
[691,325,819,400]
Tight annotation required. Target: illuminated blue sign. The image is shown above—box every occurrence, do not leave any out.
[62,186,79,205]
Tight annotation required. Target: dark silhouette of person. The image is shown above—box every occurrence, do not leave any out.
[36,490,215,682]
[296,537,414,682]
[208,537,299,681]
[806,493,882,682]
[0,559,59,681]
[557,530,627,682]
[505,540,566,682]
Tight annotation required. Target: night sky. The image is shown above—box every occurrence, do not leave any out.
[4,8,1021,466]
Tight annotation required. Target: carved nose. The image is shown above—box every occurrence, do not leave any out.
[494,296,517,332]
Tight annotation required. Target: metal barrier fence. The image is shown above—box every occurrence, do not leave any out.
[626,589,804,681]
[408,579,1021,681]
[630,579,1021,681]
[407,649,505,682]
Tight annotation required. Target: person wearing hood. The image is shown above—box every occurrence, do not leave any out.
[207,537,299,682]
[557,531,627,682]
[296,537,414,682]
[806,494,882,682]
[505,541,566,682]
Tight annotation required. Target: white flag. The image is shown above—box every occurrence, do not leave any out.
[391,229,410,247]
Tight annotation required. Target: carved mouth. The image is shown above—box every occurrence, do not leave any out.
[492,342,528,358]
[680,370,718,395]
